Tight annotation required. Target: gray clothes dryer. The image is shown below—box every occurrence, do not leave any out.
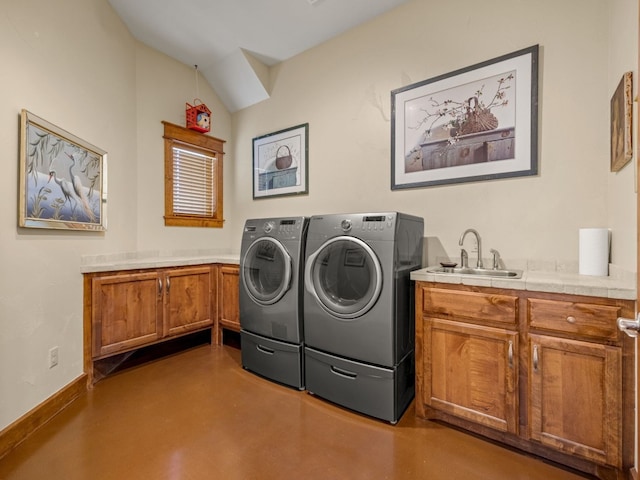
[302,212,423,422]
[240,216,308,389]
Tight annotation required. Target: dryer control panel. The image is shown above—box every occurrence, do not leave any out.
[340,215,394,232]
[345,213,396,234]
[360,214,395,231]
[309,213,399,241]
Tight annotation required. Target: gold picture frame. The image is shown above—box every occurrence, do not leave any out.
[19,110,107,231]
[610,71,633,172]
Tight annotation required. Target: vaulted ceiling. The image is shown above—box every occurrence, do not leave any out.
[108,0,410,112]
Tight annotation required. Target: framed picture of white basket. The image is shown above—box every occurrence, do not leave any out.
[19,110,107,231]
[252,123,308,199]
[391,45,539,189]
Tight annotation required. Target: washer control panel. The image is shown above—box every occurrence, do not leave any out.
[263,221,275,233]
[243,217,306,241]
[277,219,299,234]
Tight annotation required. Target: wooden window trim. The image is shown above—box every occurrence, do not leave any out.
[162,121,225,228]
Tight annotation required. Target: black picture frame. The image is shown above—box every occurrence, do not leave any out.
[252,123,309,199]
[391,45,539,189]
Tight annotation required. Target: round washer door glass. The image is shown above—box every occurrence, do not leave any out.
[305,236,382,319]
[242,237,292,305]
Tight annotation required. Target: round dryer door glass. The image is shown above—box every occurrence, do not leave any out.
[242,237,292,305]
[305,236,382,319]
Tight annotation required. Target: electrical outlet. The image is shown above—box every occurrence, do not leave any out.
[49,346,59,368]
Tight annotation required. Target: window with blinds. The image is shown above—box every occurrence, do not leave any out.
[163,121,225,228]
[172,147,216,216]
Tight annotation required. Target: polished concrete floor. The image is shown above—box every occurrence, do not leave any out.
[0,337,591,480]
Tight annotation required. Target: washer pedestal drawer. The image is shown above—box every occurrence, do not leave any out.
[304,346,414,423]
[241,330,304,390]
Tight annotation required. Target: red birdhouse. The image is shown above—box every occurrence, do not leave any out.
[186,100,211,133]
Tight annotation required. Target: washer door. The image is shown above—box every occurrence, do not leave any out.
[305,236,382,319]
[242,237,292,305]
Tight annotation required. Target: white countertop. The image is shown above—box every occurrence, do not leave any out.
[81,250,636,301]
[80,250,240,273]
[411,264,636,300]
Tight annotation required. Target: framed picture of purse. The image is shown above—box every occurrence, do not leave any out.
[252,123,308,199]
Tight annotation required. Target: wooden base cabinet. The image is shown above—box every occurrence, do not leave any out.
[218,264,240,334]
[418,286,519,433]
[91,270,163,358]
[527,297,626,469]
[416,281,634,480]
[165,266,217,336]
[88,265,217,361]
[528,333,621,467]
[425,318,518,434]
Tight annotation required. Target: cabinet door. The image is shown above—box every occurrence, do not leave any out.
[218,264,240,331]
[92,271,162,358]
[529,333,621,467]
[424,317,518,433]
[164,266,215,337]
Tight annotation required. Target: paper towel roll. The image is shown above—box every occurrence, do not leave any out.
[579,228,610,276]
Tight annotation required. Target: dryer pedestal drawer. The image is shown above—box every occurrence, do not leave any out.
[304,346,414,423]
[241,330,304,390]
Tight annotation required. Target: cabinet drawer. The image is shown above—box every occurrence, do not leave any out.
[421,287,517,325]
[528,298,620,340]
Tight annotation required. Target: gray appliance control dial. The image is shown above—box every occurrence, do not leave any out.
[341,219,352,232]
[263,221,275,233]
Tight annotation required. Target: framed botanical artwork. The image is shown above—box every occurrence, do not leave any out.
[610,71,632,172]
[19,110,107,231]
[252,123,308,199]
[391,45,539,189]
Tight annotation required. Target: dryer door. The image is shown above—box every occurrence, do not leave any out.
[305,236,382,319]
[241,237,292,305]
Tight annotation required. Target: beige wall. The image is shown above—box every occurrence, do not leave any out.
[232,0,637,268]
[609,0,638,270]
[0,0,231,430]
[0,0,637,435]
[0,0,136,430]
[134,42,233,251]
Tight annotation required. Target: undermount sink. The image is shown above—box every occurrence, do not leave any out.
[425,266,523,279]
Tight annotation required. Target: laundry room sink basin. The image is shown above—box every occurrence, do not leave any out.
[425,266,523,279]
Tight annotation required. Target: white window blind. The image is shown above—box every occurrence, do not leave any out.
[172,147,217,216]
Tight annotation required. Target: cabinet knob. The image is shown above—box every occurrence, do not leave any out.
[566,316,576,324]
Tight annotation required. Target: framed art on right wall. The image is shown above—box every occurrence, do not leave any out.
[610,71,632,172]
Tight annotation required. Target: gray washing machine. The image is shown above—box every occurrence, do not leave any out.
[303,212,423,423]
[240,217,308,389]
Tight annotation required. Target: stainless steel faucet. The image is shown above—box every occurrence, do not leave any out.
[460,248,469,268]
[490,248,501,270]
[459,228,483,269]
